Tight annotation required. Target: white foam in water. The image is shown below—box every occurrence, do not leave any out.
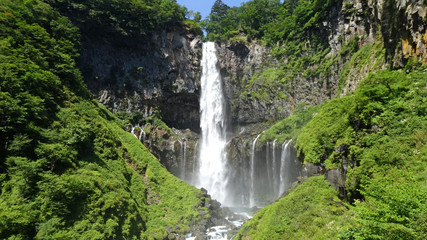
[185,235,196,240]
[207,226,228,240]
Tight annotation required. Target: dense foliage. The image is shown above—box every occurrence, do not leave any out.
[260,103,321,144]
[43,0,184,36]
[0,1,209,239]
[202,0,282,42]
[203,0,336,46]
[236,176,352,239]
[242,68,427,239]
[42,0,201,42]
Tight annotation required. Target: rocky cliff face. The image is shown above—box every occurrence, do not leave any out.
[216,42,284,125]
[82,25,203,131]
[217,40,337,128]
[217,0,427,129]
[81,0,427,199]
[137,125,199,184]
[80,0,427,136]
[388,0,427,64]
[217,0,427,195]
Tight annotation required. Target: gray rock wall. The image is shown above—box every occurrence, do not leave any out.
[216,42,283,125]
[217,0,427,129]
[82,25,203,131]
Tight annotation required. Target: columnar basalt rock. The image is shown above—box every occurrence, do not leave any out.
[82,25,203,131]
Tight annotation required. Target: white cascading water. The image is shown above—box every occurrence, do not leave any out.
[249,133,262,207]
[180,140,187,182]
[198,42,228,204]
[279,139,292,196]
[266,142,271,189]
[272,139,278,195]
[192,141,199,185]
[131,125,145,141]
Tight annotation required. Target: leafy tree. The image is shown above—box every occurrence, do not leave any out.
[202,0,231,41]
[211,0,230,20]
[0,1,212,239]
[186,10,202,22]
[43,0,188,41]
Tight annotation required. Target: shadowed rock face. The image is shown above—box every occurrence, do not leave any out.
[81,25,203,132]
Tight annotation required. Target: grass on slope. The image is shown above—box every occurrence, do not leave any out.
[235,176,352,240]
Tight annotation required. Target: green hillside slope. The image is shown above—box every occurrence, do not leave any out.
[0,1,210,239]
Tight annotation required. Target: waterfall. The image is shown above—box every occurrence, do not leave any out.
[272,139,278,195]
[179,140,187,181]
[141,126,146,141]
[266,142,271,188]
[192,141,199,185]
[279,140,292,197]
[183,142,187,181]
[198,42,228,203]
[131,125,144,141]
[249,133,262,207]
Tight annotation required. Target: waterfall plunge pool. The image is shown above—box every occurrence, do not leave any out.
[185,206,256,240]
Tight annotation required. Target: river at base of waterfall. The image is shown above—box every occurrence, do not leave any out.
[185,207,256,240]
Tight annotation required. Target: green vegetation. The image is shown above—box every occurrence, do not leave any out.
[239,69,427,239]
[203,0,348,114]
[260,103,321,144]
[43,0,201,43]
[203,0,336,45]
[240,67,288,102]
[202,0,282,42]
[337,40,386,94]
[297,96,354,164]
[114,122,209,238]
[342,167,427,240]
[236,176,352,240]
[0,1,209,239]
[297,69,427,168]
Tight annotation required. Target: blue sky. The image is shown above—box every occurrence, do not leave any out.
[176,0,250,19]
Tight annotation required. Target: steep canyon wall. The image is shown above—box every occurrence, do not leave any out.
[81,0,427,201]
[82,25,203,131]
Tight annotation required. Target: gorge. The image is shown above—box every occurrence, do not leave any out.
[1,0,426,239]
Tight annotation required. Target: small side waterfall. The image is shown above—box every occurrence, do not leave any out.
[179,140,187,181]
[131,125,145,141]
[272,139,278,195]
[249,133,262,207]
[192,141,199,185]
[279,140,292,196]
[198,42,228,203]
[266,142,271,189]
